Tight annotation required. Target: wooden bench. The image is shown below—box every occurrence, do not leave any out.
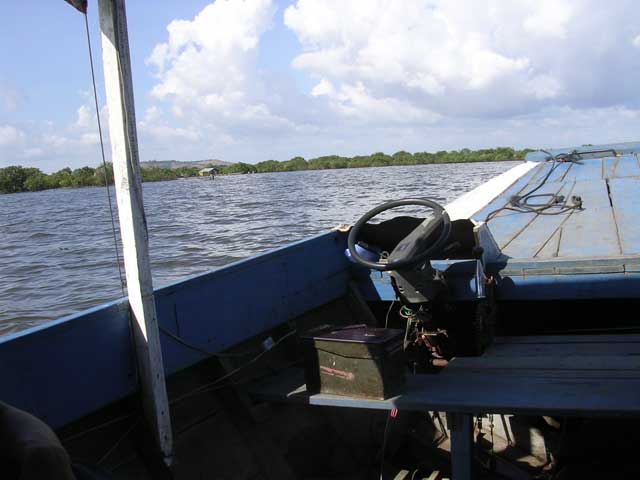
[250,334,640,479]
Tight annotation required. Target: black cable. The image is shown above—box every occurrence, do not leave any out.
[169,329,298,406]
[83,11,126,297]
[485,150,583,222]
[159,325,259,358]
[97,418,141,466]
[384,300,396,328]
[379,411,393,480]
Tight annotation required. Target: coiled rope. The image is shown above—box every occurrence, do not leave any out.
[485,150,585,222]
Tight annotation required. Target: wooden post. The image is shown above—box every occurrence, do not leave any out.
[448,412,474,480]
[97,0,173,463]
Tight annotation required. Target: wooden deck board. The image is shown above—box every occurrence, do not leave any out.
[501,181,577,258]
[608,178,640,255]
[556,180,621,258]
[546,161,574,183]
[250,335,640,417]
[472,157,638,261]
[565,158,604,182]
[611,154,640,178]
[488,181,570,252]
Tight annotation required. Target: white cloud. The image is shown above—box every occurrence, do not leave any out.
[4,0,640,172]
[75,104,91,129]
[0,124,24,146]
[522,0,574,38]
[147,0,276,122]
[0,94,111,171]
[285,0,640,120]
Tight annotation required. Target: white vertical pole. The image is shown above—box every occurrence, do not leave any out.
[97,0,173,463]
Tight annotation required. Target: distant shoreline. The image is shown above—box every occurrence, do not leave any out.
[0,147,529,194]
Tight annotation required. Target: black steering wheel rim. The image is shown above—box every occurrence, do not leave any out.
[347,198,451,271]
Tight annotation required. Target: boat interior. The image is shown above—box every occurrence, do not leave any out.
[2,143,640,479]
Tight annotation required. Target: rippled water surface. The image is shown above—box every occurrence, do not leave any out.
[0,162,518,335]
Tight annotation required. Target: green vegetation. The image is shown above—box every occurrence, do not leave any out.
[0,147,531,194]
[0,163,181,194]
[233,147,530,174]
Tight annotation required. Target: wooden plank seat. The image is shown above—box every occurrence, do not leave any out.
[249,334,640,479]
[251,334,640,417]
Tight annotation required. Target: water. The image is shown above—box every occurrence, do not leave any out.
[0,162,517,335]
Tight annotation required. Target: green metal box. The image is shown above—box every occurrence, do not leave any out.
[301,325,406,400]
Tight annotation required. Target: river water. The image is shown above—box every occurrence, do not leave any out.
[0,161,518,336]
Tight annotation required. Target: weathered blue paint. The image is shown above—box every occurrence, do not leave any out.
[0,300,135,428]
[609,178,640,255]
[614,154,640,178]
[494,272,640,300]
[0,231,351,428]
[525,142,640,161]
[458,143,640,300]
[501,182,577,258]
[556,179,621,258]
[357,260,480,302]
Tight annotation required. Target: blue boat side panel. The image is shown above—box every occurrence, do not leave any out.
[609,178,640,255]
[0,301,135,428]
[557,180,621,258]
[357,261,480,302]
[0,231,351,428]
[496,272,640,300]
[357,270,396,301]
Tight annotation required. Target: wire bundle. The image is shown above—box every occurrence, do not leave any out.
[485,150,585,222]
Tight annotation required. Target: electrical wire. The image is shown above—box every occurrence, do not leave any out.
[169,329,297,406]
[384,300,396,328]
[159,325,260,358]
[379,411,394,480]
[97,418,141,466]
[60,356,300,448]
[61,412,135,443]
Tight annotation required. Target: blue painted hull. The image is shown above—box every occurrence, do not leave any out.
[0,231,351,428]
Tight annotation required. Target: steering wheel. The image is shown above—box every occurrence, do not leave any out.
[347,198,451,271]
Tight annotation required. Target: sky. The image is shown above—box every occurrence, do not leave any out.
[1,0,640,172]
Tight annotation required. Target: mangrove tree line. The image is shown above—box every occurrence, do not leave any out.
[0,147,529,194]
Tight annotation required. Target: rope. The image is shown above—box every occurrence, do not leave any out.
[485,150,584,223]
[83,12,126,297]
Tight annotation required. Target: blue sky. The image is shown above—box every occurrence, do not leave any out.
[2,0,640,172]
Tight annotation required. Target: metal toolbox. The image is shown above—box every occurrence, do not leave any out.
[301,324,406,400]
